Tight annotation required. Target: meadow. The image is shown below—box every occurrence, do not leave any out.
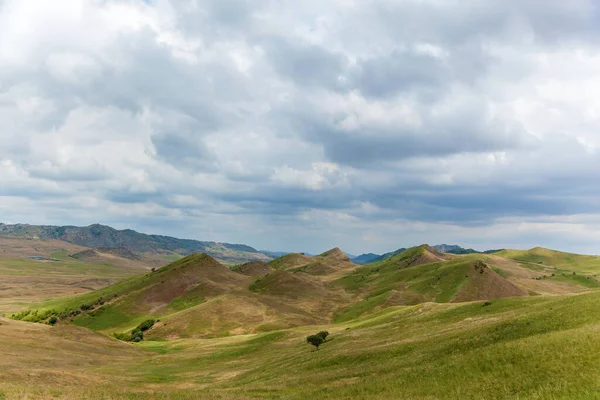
[3,292,600,399]
[3,243,600,399]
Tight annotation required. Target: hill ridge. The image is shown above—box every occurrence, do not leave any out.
[0,222,272,264]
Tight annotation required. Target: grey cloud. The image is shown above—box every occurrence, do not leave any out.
[5,0,600,254]
[26,162,111,182]
[151,133,218,173]
[260,37,348,89]
[278,99,535,168]
[350,50,449,98]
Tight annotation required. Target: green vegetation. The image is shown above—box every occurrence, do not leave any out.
[6,241,600,398]
[336,246,473,302]
[497,247,600,274]
[6,292,600,398]
[306,334,325,350]
[112,319,156,342]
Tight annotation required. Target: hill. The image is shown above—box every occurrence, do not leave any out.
[495,247,600,274]
[0,236,149,313]
[11,244,600,342]
[353,245,502,265]
[5,291,600,398]
[230,261,273,276]
[433,244,479,254]
[11,252,350,339]
[0,223,273,264]
[352,253,380,264]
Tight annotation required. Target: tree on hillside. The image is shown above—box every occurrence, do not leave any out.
[306,334,324,350]
[317,331,329,341]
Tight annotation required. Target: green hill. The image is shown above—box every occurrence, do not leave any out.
[495,247,600,274]
[5,290,600,399]
[12,245,600,343]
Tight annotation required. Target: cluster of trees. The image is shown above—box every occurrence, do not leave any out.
[9,295,117,325]
[111,319,156,342]
[306,331,329,350]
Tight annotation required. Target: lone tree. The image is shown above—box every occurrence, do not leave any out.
[306,334,325,350]
[317,331,329,341]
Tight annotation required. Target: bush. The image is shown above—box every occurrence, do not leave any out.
[112,319,156,343]
[306,334,325,350]
[111,332,131,341]
[48,316,58,325]
[317,331,329,341]
[137,319,156,332]
[130,330,144,342]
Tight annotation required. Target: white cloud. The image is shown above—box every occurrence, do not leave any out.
[3,0,600,254]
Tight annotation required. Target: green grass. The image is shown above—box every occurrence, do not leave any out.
[336,249,476,303]
[497,247,600,274]
[548,274,600,288]
[333,291,391,322]
[7,290,600,398]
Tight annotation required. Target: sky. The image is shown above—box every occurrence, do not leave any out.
[2,0,600,255]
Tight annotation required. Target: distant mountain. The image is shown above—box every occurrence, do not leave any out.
[352,253,381,264]
[369,248,408,263]
[433,244,479,254]
[259,250,289,258]
[0,223,273,264]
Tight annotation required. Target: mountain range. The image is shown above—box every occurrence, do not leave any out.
[0,222,502,265]
[0,223,271,264]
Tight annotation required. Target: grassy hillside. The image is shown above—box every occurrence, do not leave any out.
[13,254,252,332]
[4,291,600,398]
[5,244,600,398]
[13,245,600,340]
[496,247,600,274]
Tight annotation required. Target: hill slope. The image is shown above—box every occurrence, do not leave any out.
[6,291,600,399]
[496,247,600,274]
[13,244,600,341]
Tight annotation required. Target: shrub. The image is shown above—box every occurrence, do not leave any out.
[317,331,329,341]
[483,301,492,307]
[112,319,156,343]
[130,330,144,342]
[48,316,58,325]
[111,332,131,341]
[306,334,325,350]
[137,319,156,332]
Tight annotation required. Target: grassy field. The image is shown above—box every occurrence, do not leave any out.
[0,237,150,313]
[0,258,147,313]
[6,244,600,398]
[4,291,600,399]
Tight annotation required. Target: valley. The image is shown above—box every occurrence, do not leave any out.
[2,232,600,399]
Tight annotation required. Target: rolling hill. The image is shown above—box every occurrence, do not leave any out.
[6,241,600,398]
[13,243,600,342]
[495,247,600,274]
[352,244,503,264]
[5,291,600,399]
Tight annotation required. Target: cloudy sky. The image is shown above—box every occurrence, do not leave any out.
[2,0,600,255]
